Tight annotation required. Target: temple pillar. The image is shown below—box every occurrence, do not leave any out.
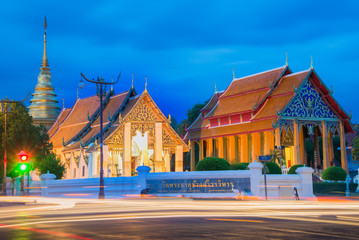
[240,134,248,162]
[228,136,236,163]
[155,122,163,172]
[264,131,273,155]
[252,132,261,161]
[206,139,213,157]
[340,121,348,172]
[123,122,132,176]
[275,127,281,148]
[235,136,240,162]
[329,131,334,166]
[199,140,204,161]
[299,126,305,165]
[314,127,320,169]
[322,121,330,170]
[190,141,196,171]
[175,145,183,172]
[293,120,301,166]
[164,150,170,172]
[218,137,224,159]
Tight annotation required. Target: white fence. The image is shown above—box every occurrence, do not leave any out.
[6,161,315,200]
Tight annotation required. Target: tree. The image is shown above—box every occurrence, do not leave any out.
[35,153,65,179]
[0,102,54,183]
[352,136,359,162]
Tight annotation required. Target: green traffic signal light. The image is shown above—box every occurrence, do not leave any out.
[20,164,27,171]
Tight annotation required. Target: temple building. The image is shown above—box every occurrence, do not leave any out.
[48,84,188,179]
[185,65,353,172]
[28,17,60,129]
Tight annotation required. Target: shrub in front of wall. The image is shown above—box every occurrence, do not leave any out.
[321,166,347,181]
[263,162,282,174]
[195,157,230,171]
[230,162,250,170]
[288,164,305,174]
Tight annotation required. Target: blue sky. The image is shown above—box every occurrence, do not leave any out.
[0,0,358,121]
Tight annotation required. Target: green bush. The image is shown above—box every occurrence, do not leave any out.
[321,166,347,181]
[288,164,304,174]
[230,162,249,170]
[264,162,282,174]
[313,182,358,195]
[196,157,230,171]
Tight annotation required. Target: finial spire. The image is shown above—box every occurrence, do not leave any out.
[77,88,79,100]
[215,81,217,92]
[233,67,235,79]
[285,52,288,66]
[131,73,134,89]
[110,77,114,91]
[145,76,147,91]
[41,16,49,68]
[63,98,65,109]
[310,56,313,69]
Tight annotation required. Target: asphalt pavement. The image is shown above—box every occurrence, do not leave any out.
[0,197,358,239]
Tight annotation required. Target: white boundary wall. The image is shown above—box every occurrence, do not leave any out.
[7,161,315,199]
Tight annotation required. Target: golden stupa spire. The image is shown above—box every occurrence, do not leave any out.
[233,67,235,79]
[131,73,134,89]
[285,52,288,66]
[41,16,49,69]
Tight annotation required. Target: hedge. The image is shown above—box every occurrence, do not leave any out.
[195,157,230,171]
[288,164,304,174]
[313,182,358,196]
[230,162,250,170]
[321,166,347,181]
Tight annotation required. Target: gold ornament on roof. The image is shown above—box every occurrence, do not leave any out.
[168,114,171,123]
[131,73,134,89]
[233,67,235,79]
[285,52,288,66]
[311,56,313,69]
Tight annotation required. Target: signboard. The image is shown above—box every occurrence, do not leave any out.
[147,177,250,194]
[258,156,271,162]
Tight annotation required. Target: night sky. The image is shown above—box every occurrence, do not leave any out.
[0,1,358,122]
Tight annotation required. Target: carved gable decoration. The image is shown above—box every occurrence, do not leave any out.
[127,99,158,122]
[281,79,337,119]
[131,123,155,137]
[163,128,176,145]
[108,126,124,146]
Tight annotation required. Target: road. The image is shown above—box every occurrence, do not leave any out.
[0,197,359,239]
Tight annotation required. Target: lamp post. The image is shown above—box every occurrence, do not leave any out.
[80,73,120,199]
[0,94,29,196]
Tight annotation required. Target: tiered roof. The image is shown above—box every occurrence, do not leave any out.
[186,66,353,141]
[49,87,188,153]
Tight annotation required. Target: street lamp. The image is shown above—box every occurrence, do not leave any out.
[80,73,120,199]
[0,94,29,196]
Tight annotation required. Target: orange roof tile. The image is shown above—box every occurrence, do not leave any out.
[206,89,269,118]
[253,95,293,120]
[271,70,310,97]
[220,66,287,99]
[48,108,72,138]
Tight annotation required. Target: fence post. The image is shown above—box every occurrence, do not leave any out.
[40,172,56,197]
[136,166,151,194]
[249,161,263,197]
[296,166,315,198]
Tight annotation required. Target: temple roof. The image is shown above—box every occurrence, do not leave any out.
[50,87,188,152]
[185,66,353,141]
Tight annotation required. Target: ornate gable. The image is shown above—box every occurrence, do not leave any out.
[126,98,158,122]
[281,79,337,119]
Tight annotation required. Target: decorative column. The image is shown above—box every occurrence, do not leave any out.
[190,141,196,171]
[293,120,301,166]
[175,145,183,172]
[240,134,248,162]
[155,122,163,172]
[264,131,273,155]
[313,127,320,169]
[252,133,261,161]
[228,136,236,163]
[164,150,171,172]
[322,121,330,170]
[199,140,204,161]
[340,121,348,172]
[218,137,224,159]
[206,139,213,157]
[299,126,306,165]
[329,131,334,166]
[123,122,132,176]
[275,127,281,148]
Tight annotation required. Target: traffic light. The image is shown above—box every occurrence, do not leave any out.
[19,163,29,172]
[18,151,29,163]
